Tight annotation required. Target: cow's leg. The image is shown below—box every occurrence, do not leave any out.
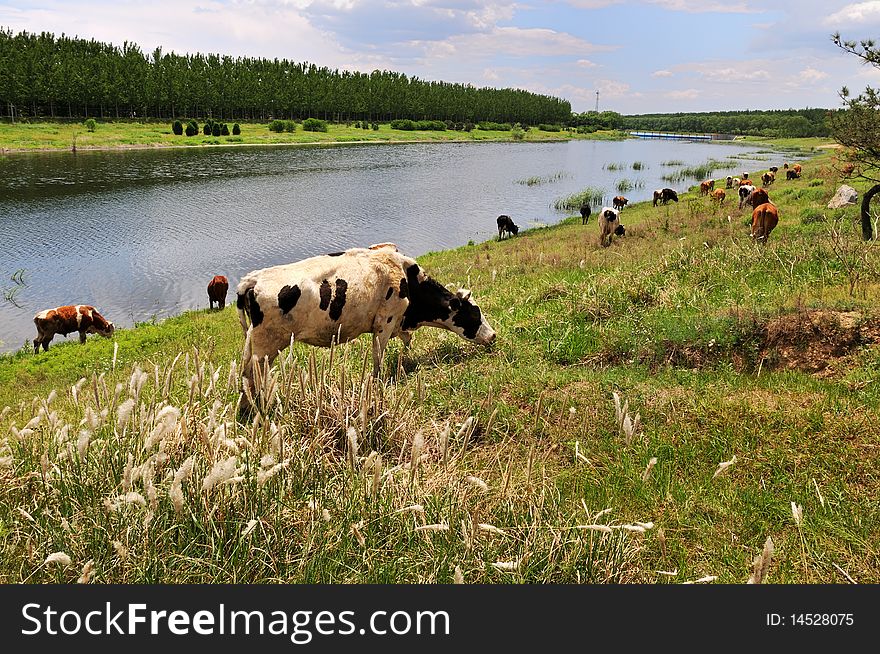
[371,325,394,377]
[219,299,225,310]
[79,331,87,344]
[33,337,40,354]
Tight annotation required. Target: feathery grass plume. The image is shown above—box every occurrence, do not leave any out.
[395,504,425,514]
[712,455,737,479]
[415,522,449,532]
[612,391,641,444]
[44,552,72,567]
[76,429,91,459]
[112,541,127,560]
[169,455,195,514]
[112,341,118,371]
[791,501,803,527]
[116,398,135,432]
[123,492,147,508]
[77,559,95,583]
[439,423,451,468]
[642,457,658,481]
[71,377,86,406]
[257,459,289,488]
[202,456,238,492]
[321,509,331,522]
[478,523,508,536]
[351,521,367,547]
[465,475,489,492]
[491,560,519,572]
[619,523,653,533]
[577,524,613,533]
[683,575,717,584]
[454,566,464,584]
[242,519,259,537]
[747,536,774,584]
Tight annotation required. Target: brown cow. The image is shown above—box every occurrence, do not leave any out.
[710,188,726,205]
[751,203,779,242]
[761,171,775,186]
[786,169,799,180]
[208,275,229,310]
[33,305,114,353]
[745,187,770,210]
[792,164,802,175]
[612,195,629,211]
[699,180,714,195]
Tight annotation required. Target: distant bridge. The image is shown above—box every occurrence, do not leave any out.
[629,131,737,142]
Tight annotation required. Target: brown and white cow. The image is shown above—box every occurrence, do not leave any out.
[33,305,114,353]
[598,207,622,247]
[710,188,726,205]
[726,176,734,189]
[751,203,779,242]
[235,244,496,413]
[612,195,629,211]
[738,184,756,209]
[792,164,802,176]
[745,187,770,210]
[208,275,229,310]
[761,171,775,186]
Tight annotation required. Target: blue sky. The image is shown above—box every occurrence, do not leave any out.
[2,0,880,113]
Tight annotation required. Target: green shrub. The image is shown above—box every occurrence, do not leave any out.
[511,123,525,141]
[232,123,240,135]
[221,123,230,136]
[303,118,329,132]
[185,123,197,137]
[212,123,221,137]
[84,118,97,132]
[800,208,826,224]
[477,121,512,131]
[371,122,379,131]
[354,121,361,129]
[538,124,562,132]
[172,120,183,136]
[463,122,475,132]
[808,178,824,187]
[203,123,212,135]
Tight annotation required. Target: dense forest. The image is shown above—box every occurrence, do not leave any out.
[613,109,833,137]
[0,29,571,125]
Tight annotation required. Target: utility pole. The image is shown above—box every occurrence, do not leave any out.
[595,91,599,113]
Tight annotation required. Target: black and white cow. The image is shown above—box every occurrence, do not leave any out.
[235,243,496,413]
[598,206,622,247]
[496,214,519,239]
[738,184,756,209]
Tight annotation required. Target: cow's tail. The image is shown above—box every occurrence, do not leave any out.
[236,276,257,335]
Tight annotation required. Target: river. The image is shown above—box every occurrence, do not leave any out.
[0,138,793,353]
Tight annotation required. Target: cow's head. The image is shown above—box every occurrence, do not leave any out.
[665,189,679,202]
[402,265,496,346]
[614,224,626,237]
[510,224,519,235]
[91,318,114,337]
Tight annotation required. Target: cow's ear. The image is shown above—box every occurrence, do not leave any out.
[449,297,461,310]
[456,288,471,301]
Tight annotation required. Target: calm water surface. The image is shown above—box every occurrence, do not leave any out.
[0,139,788,352]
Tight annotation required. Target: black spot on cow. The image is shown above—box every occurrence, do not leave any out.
[401,264,452,331]
[319,279,332,311]
[387,316,393,323]
[399,278,408,298]
[329,279,348,321]
[246,288,263,328]
[278,284,301,314]
[385,287,394,300]
[236,293,246,311]
[327,251,345,257]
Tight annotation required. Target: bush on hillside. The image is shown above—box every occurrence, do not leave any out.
[303,118,329,132]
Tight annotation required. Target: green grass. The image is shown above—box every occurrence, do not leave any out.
[0,120,627,152]
[1,144,878,584]
[553,187,606,211]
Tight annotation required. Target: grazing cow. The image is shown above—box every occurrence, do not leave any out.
[761,171,775,186]
[783,163,789,169]
[710,188,726,205]
[699,180,714,196]
[580,204,592,225]
[208,275,229,310]
[751,203,779,242]
[598,207,622,247]
[745,187,770,210]
[497,214,519,240]
[769,166,778,173]
[612,195,629,211]
[235,244,496,413]
[792,164,802,176]
[33,305,114,353]
[738,184,756,209]
[742,173,750,181]
[726,176,733,189]
[786,169,799,180]
[653,188,679,206]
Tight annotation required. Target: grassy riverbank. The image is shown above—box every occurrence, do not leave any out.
[1,145,878,584]
[0,120,627,152]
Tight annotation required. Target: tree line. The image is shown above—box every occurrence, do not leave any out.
[0,29,571,125]
[609,109,833,138]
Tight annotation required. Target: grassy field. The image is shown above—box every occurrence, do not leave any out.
[0,120,626,152]
[1,145,878,584]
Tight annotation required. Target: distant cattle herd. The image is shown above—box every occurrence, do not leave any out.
[31,158,804,415]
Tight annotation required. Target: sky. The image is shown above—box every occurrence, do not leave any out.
[2,0,880,114]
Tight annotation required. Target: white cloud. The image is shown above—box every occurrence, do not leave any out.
[416,26,612,61]
[652,69,673,78]
[577,59,598,68]
[483,67,500,80]
[826,1,880,25]
[665,89,700,99]
[797,67,829,82]
[645,0,761,13]
[702,67,771,82]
